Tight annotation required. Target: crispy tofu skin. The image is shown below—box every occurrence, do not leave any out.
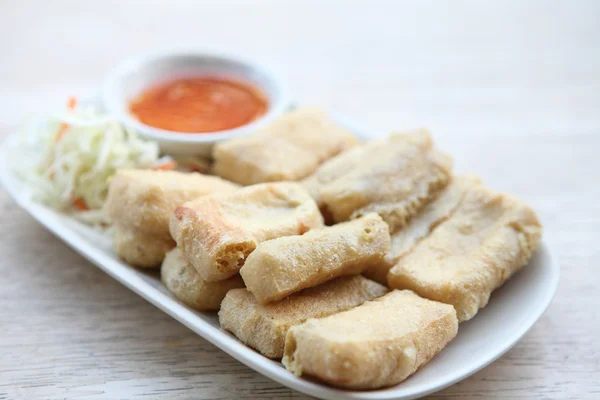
[387,185,542,322]
[169,182,324,282]
[105,169,238,267]
[364,175,481,284]
[306,129,453,232]
[212,107,359,185]
[240,213,390,303]
[112,227,176,269]
[218,276,387,358]
[161,248,244,311]
[302,141,382,205]
[283,290,458,390]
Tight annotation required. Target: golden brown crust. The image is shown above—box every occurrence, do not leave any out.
[106,169,239,235]
[161,248,244,311]
[212,107,359,185]
[218,276,388,358]
[282,290,458,389]
[240,213,391,303]
[105,169,238,267]
[169,182,324,281]
[302,141,382,205]
[387,184,542,322]
[364,175,481,284]
[304,129,453,232]
[112,226,176,268]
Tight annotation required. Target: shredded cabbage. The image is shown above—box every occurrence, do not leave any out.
[17,102,159,225]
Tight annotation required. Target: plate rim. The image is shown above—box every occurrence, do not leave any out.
[0,128,560,400]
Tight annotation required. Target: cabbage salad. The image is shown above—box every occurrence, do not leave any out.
[17,98,161,225]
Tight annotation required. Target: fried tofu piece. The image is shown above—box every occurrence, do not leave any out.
[387,185,542,322]
[212,107,359,185]
[219,276,387,358]
[112,226,176,269]
[364,175,481,284]
[283,290,458,389]
[161,248,244,311]
[301,141,382,205]
[241,213,390,303]
[309,129,453,232]
[105,169,238,268]
[169,182,324,281]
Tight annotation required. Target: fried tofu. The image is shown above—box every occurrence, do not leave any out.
[240,213,390,303]
[169,182,324,282]
[112,226,177,269]
[387,184,542,322]
[161,248,244,311]
[364,175,480,284]
[301,141,382,205]
[212,107,359,185]
[283,290,458,389]
[219,276,387,358]
[306,129,453,232]
[105,169,238,268]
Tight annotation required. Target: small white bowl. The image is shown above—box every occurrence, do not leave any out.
[101,51,291,156]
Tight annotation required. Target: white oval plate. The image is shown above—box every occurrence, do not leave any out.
[0,120,559,400]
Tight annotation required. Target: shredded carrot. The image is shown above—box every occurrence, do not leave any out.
[72,197,89,211]
[56,96,78,141]
[67,97,77,109]
[188,163,207,173]
[56,124,68,141]
[152,160,177,171]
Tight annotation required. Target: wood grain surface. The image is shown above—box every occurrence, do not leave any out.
[1,1,598,399]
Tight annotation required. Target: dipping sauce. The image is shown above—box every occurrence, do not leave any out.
[129,77,268,133]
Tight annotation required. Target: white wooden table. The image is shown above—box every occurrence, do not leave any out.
[1,1,598,398]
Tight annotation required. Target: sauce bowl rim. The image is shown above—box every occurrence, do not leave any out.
[101,50,291,144]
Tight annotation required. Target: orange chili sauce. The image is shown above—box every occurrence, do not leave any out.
[129,77,268,133]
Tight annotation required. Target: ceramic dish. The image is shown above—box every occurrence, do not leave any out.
[0,115,559,400]
[102,51,291,156]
